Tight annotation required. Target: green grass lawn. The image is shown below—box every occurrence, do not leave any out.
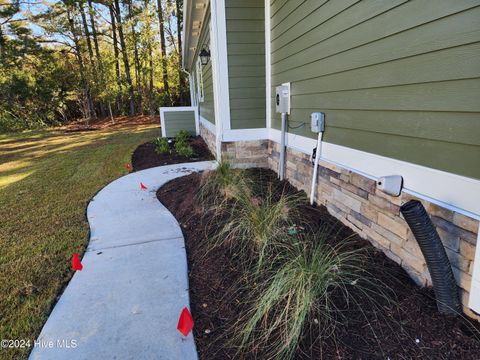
[0,124,158,359]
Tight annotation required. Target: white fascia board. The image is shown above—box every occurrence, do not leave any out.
[182,0,209,71]
[182,0,189,69]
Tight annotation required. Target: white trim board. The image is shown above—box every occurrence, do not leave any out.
[223,128,269,142]
[159,106,199,137]
[264,0,272,129]
[268,128,480,219]
[469,230,480,313]
[199,116,216,134]
[209,0,231,159]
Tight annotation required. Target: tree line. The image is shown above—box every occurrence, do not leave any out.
[0,0,188,131]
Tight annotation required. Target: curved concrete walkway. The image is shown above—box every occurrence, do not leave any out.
[30,161,216,360]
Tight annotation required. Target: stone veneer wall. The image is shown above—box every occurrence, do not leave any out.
[199,122,216,156]
[267,141,479,319]
[198,124,479,319]
[221,140,269,169]
[199,121,269,168]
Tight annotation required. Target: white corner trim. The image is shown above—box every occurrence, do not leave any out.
[265,0,272,129]
[199,116,216,134]
[159,107,166,138]
[469,229,480,313]
[223,128,269,141]
[209,0,231,159]
[159,106,199,137]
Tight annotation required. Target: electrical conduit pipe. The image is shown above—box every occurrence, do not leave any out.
[279,112,287,180]
[310,130,324,205]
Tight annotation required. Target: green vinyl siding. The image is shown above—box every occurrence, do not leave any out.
[270,0,480,179]
[193,13,215,125]
[226,0,266,129]
[163,111,196,137]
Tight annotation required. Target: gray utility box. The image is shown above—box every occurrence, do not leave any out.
[275,85,290,113]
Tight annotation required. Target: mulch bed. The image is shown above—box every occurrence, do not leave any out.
[131,136,214,171]
[63,115,158,132]
[156,168,480,360]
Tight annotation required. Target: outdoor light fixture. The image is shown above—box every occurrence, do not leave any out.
[199,47,211,65]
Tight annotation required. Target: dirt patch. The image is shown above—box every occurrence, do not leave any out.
[131,136,214,171]
[63,115,158,132]
[157,168,480,360]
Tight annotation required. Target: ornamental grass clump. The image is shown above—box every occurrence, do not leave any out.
[197,160,248,210]
[237,228,368,359]
[215,185,305,270]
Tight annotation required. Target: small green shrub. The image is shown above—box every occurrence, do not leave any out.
[237,228,367,359]
[173,130,194,157]
[153,137,170,154]
[175,142,194,157]
[175,129,190,145]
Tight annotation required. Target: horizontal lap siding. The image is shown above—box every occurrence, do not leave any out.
[226,0,266,129]
[195,13,215,125]
[270,0,480,179]
[163,111,196,137]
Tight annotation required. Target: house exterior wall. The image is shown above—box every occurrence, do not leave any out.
[186,0,480,319]
[198,120,480,319]
[269,0,480,180]
[225,0,266,129]
[192,12,215,125]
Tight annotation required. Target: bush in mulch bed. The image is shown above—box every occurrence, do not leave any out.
[157,165,480,360]
[131,133,214,171]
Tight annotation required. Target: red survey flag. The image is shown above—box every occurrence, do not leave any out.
[177,307,194,336]
[140,182,148,190]
[71,253,83,271]
[125,163,132,171]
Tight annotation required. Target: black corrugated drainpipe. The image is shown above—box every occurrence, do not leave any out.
[400,200,462,315]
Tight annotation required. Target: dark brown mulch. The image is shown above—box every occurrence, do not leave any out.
[131,136,214,171]
[156,168,480,360]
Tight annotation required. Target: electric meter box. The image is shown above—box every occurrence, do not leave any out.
[310,112,325,133]
[275,85,290,114]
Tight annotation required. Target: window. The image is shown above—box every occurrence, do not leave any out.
[196,58,204,103]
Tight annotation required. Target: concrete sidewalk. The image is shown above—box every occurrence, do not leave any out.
[30,161,216,360]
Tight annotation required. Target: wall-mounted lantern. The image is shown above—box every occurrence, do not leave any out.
[199,47,211,65]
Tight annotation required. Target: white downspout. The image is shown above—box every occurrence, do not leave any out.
[310,130,324,205]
